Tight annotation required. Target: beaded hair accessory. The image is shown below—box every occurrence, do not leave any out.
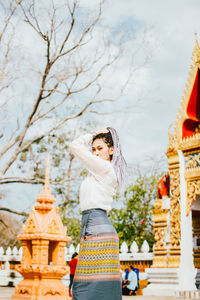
[107,127,127,192]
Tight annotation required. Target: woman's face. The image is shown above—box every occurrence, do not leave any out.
[92,138,113,161]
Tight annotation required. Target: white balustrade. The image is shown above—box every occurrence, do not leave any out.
[0,242,153,287]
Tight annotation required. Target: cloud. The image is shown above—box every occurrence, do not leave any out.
[94,0,200,171]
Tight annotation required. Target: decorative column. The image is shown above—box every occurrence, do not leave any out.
[168,152,181,268]
[151,198,169,267]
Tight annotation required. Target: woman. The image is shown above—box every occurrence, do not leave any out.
[69,127,127,300]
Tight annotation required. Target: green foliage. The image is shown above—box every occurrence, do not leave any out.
[109,173,161,250]
[61,214,81,246]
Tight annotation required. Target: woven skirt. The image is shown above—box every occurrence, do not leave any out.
[72,208,122,300]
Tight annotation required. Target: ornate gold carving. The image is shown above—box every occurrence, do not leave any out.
[152,210,168,223]
[185,153,200,169]
[193,249,200,268]
[152,255,168,268]
[166,152,179,166]
[179,132,200,151]
[168,255,180,268]
[169,168,181,258]
[154,199,162,210]
[153,227,167,251]
[192,33,200,67]
[152,197,169,267]
[48,220,59,234]
[186,180,200,216]
[185,167,200,181]
[27,219,35,234]
[167,124,178,153]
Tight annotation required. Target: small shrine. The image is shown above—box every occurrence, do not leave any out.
[12,155,71,299]
[144,34,200,297]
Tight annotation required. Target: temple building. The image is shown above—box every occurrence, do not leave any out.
[144,35,200,298]
[12,155,71,299]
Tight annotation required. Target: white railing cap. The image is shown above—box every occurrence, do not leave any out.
[68,244,75,255]
[130,241,139,253]
[12,246,18,256]
[141,240,150,253]
[120,241,128,254]
[75,244,80,253]
[6,247,12,255]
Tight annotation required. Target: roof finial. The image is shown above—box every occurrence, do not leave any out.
[42,153,50,194]
[45,153,50,187]
[36,153,56,205]
[192,32,200,67]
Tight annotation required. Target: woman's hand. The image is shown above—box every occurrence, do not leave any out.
[94,127,109,136]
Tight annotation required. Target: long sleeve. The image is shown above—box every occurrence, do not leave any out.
[69,134,112,179]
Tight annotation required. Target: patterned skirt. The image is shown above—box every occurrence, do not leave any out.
[72,208,122,300]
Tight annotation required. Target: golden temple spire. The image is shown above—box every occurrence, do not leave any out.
[192,32,200,67]
[36,153,56,205]
[36,153,56,206]
[42,153,51,195]
[45,153,50,187]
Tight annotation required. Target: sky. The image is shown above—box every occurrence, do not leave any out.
[1,0,200,212]
[97,0,200,171]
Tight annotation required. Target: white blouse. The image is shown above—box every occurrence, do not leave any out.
[69,134,117,212]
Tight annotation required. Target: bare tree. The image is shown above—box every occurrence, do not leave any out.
[0,0,152,218]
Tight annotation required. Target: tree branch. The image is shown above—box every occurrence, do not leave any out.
[0,0,23,44]
[0,176,73,185]
[0,207,28,217]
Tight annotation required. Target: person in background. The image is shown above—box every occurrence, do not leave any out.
[122,265,138,296]
[69,252,78,297]
[121,266,129,290]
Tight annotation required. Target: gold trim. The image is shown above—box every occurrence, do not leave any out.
[185,167,200,180]
[184,149,200,155]
[179,133,200,151]
[192,33,200,67]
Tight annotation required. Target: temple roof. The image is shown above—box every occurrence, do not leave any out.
[167,34,200,153]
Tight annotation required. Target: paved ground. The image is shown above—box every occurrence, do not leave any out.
[0,287,189,300]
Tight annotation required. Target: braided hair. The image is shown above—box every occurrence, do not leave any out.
[92,128,127,192]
